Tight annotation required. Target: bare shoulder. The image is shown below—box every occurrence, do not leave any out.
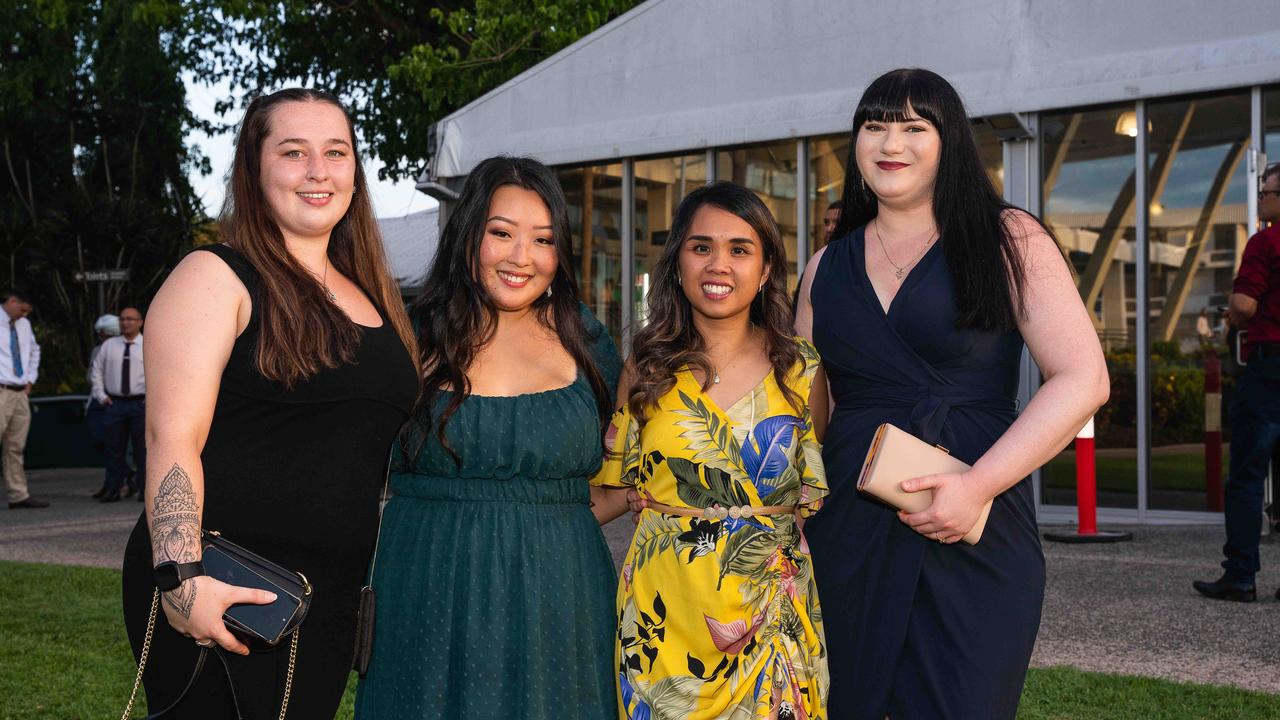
[149,249,251,337]
[1001,208,1065,277]
[160,249,249,300]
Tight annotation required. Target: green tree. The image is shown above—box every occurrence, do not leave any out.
[213,0,642,181]
[0,1,210,392]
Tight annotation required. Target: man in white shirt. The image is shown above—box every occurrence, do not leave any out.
[1,288,46,509]
[90,306,146,503]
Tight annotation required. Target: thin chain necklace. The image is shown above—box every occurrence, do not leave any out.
[710,325,757,384]
[312,255,336,303]
[874,220,936,280]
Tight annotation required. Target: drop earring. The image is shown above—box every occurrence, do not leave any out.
[861,175,866,192]
[546,285,553,298]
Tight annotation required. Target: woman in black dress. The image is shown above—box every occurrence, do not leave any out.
[794,69,1109,718]
[121,88,419,718]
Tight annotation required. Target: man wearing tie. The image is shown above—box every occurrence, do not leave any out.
[1,288,46,509]
[90,306,146,503]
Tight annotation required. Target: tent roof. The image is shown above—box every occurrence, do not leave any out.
[378,209,438,290]
[425,0,1280,180]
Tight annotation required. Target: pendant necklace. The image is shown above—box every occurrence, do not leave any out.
[875,220,935,280]
[321,256,337,303]
[710,326,757,384]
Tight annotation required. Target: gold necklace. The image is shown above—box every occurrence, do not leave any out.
[710,326,757,384]
[874,220,935,280]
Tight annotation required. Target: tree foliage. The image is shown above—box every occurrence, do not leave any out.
[1,0,640,392]
[212,0,642,181]
[1,0,211,392]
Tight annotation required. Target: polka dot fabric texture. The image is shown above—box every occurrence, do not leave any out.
[354,304,621,720]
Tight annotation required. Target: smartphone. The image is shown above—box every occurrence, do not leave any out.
[201,545,300,644]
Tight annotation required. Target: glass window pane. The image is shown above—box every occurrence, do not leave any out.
[718,142,799,291]
[808,135,850,254]
[557,164,625,346]
[633,154,708,328]
[1144,92,1251,511]
[973,120,1005,198]
[1267,85,1280,168]
[1040,104,1139,509]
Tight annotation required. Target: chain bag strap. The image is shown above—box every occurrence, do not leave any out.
[120,588,300,720]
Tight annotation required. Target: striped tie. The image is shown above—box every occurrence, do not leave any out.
[9,320,21,378]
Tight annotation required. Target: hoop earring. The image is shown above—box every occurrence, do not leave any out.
[861,175,866,193]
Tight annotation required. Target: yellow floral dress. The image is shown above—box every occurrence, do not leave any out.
[592,338,829,720]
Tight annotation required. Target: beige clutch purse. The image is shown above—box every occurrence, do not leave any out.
[857,423,992,545]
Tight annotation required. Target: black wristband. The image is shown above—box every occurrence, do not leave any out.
[154,560,205,592]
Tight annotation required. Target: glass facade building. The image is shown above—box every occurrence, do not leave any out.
[420,1,1280,523]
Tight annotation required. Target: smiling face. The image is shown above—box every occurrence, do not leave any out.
[478,185,559,312]
[855,102,942,209]
[677,204,771,322]
[259,100,357,244]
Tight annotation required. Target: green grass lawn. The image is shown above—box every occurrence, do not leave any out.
[1043,451,1228,494]
[2,561,1276,720]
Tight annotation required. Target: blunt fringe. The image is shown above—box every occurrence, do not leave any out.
[407,155,613,462]
[833,68,1053,332]
[628,181,803,421]
[219,88,417,387]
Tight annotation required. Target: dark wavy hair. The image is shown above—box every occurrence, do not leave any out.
[408,155,612,461]
[628,181,803,420]
[833,68,1050,332]
[220,88,417,386]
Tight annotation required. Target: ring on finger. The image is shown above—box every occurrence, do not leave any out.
[195,638,214,647]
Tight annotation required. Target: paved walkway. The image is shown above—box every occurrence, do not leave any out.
[4,469,1277,694]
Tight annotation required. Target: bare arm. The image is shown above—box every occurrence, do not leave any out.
[1228,292,1258,327]
[89,342,108,405]
[591,361,635,525]
[144,251,272,653]
[795,246,835,427]
[901,212,1109,541]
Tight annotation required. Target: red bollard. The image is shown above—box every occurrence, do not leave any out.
[1044,416,1133,544]
[1204,352,1223,512]
[1075,419,1098,535]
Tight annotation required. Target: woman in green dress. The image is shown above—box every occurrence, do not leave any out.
[354,156,619,719]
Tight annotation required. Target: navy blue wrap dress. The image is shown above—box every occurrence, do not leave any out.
[805,227,1045,720]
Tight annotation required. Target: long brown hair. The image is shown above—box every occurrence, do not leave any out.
[408,156,612,461]
[628,181,802,420]
[219,88,417,386]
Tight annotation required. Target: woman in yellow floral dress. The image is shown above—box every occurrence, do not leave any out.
[592,181,829,720]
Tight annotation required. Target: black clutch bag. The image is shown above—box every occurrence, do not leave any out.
[201,530,313,648]
[120,531,313,720]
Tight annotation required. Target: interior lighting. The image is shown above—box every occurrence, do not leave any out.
[1113,111,1152,138]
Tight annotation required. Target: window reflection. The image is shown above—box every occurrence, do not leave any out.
[808,135,850,254]
[633,154,708,328]
[557,164,624,345]
[718,142,799,290]
[1144,93,1251,512]
[1040,104,1138,509]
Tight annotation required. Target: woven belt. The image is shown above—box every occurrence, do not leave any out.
[647,500,796,520]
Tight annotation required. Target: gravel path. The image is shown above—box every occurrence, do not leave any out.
[4,469,1277,693]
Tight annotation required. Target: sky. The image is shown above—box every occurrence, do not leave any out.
[183,77,438,220]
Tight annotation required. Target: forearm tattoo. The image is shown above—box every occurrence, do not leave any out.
[151,463,201,618]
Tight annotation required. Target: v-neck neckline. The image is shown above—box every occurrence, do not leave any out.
[680,367,773,430]
[858,225,940,317]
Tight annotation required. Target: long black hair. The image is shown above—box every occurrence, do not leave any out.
[408,155,612,460]
[834,68,1046,332]
[628,181,803,420]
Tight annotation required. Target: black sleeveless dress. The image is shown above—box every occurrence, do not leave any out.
[806,228,1045,720]
[121,244,418,718]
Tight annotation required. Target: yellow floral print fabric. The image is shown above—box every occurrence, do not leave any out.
[592,338,829,720]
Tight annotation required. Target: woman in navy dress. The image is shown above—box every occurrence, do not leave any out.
[794,69,1109,719]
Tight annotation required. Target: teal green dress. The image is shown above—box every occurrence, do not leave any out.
[355,306,620,719]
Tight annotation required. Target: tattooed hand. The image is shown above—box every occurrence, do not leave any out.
[149,463,276,654]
